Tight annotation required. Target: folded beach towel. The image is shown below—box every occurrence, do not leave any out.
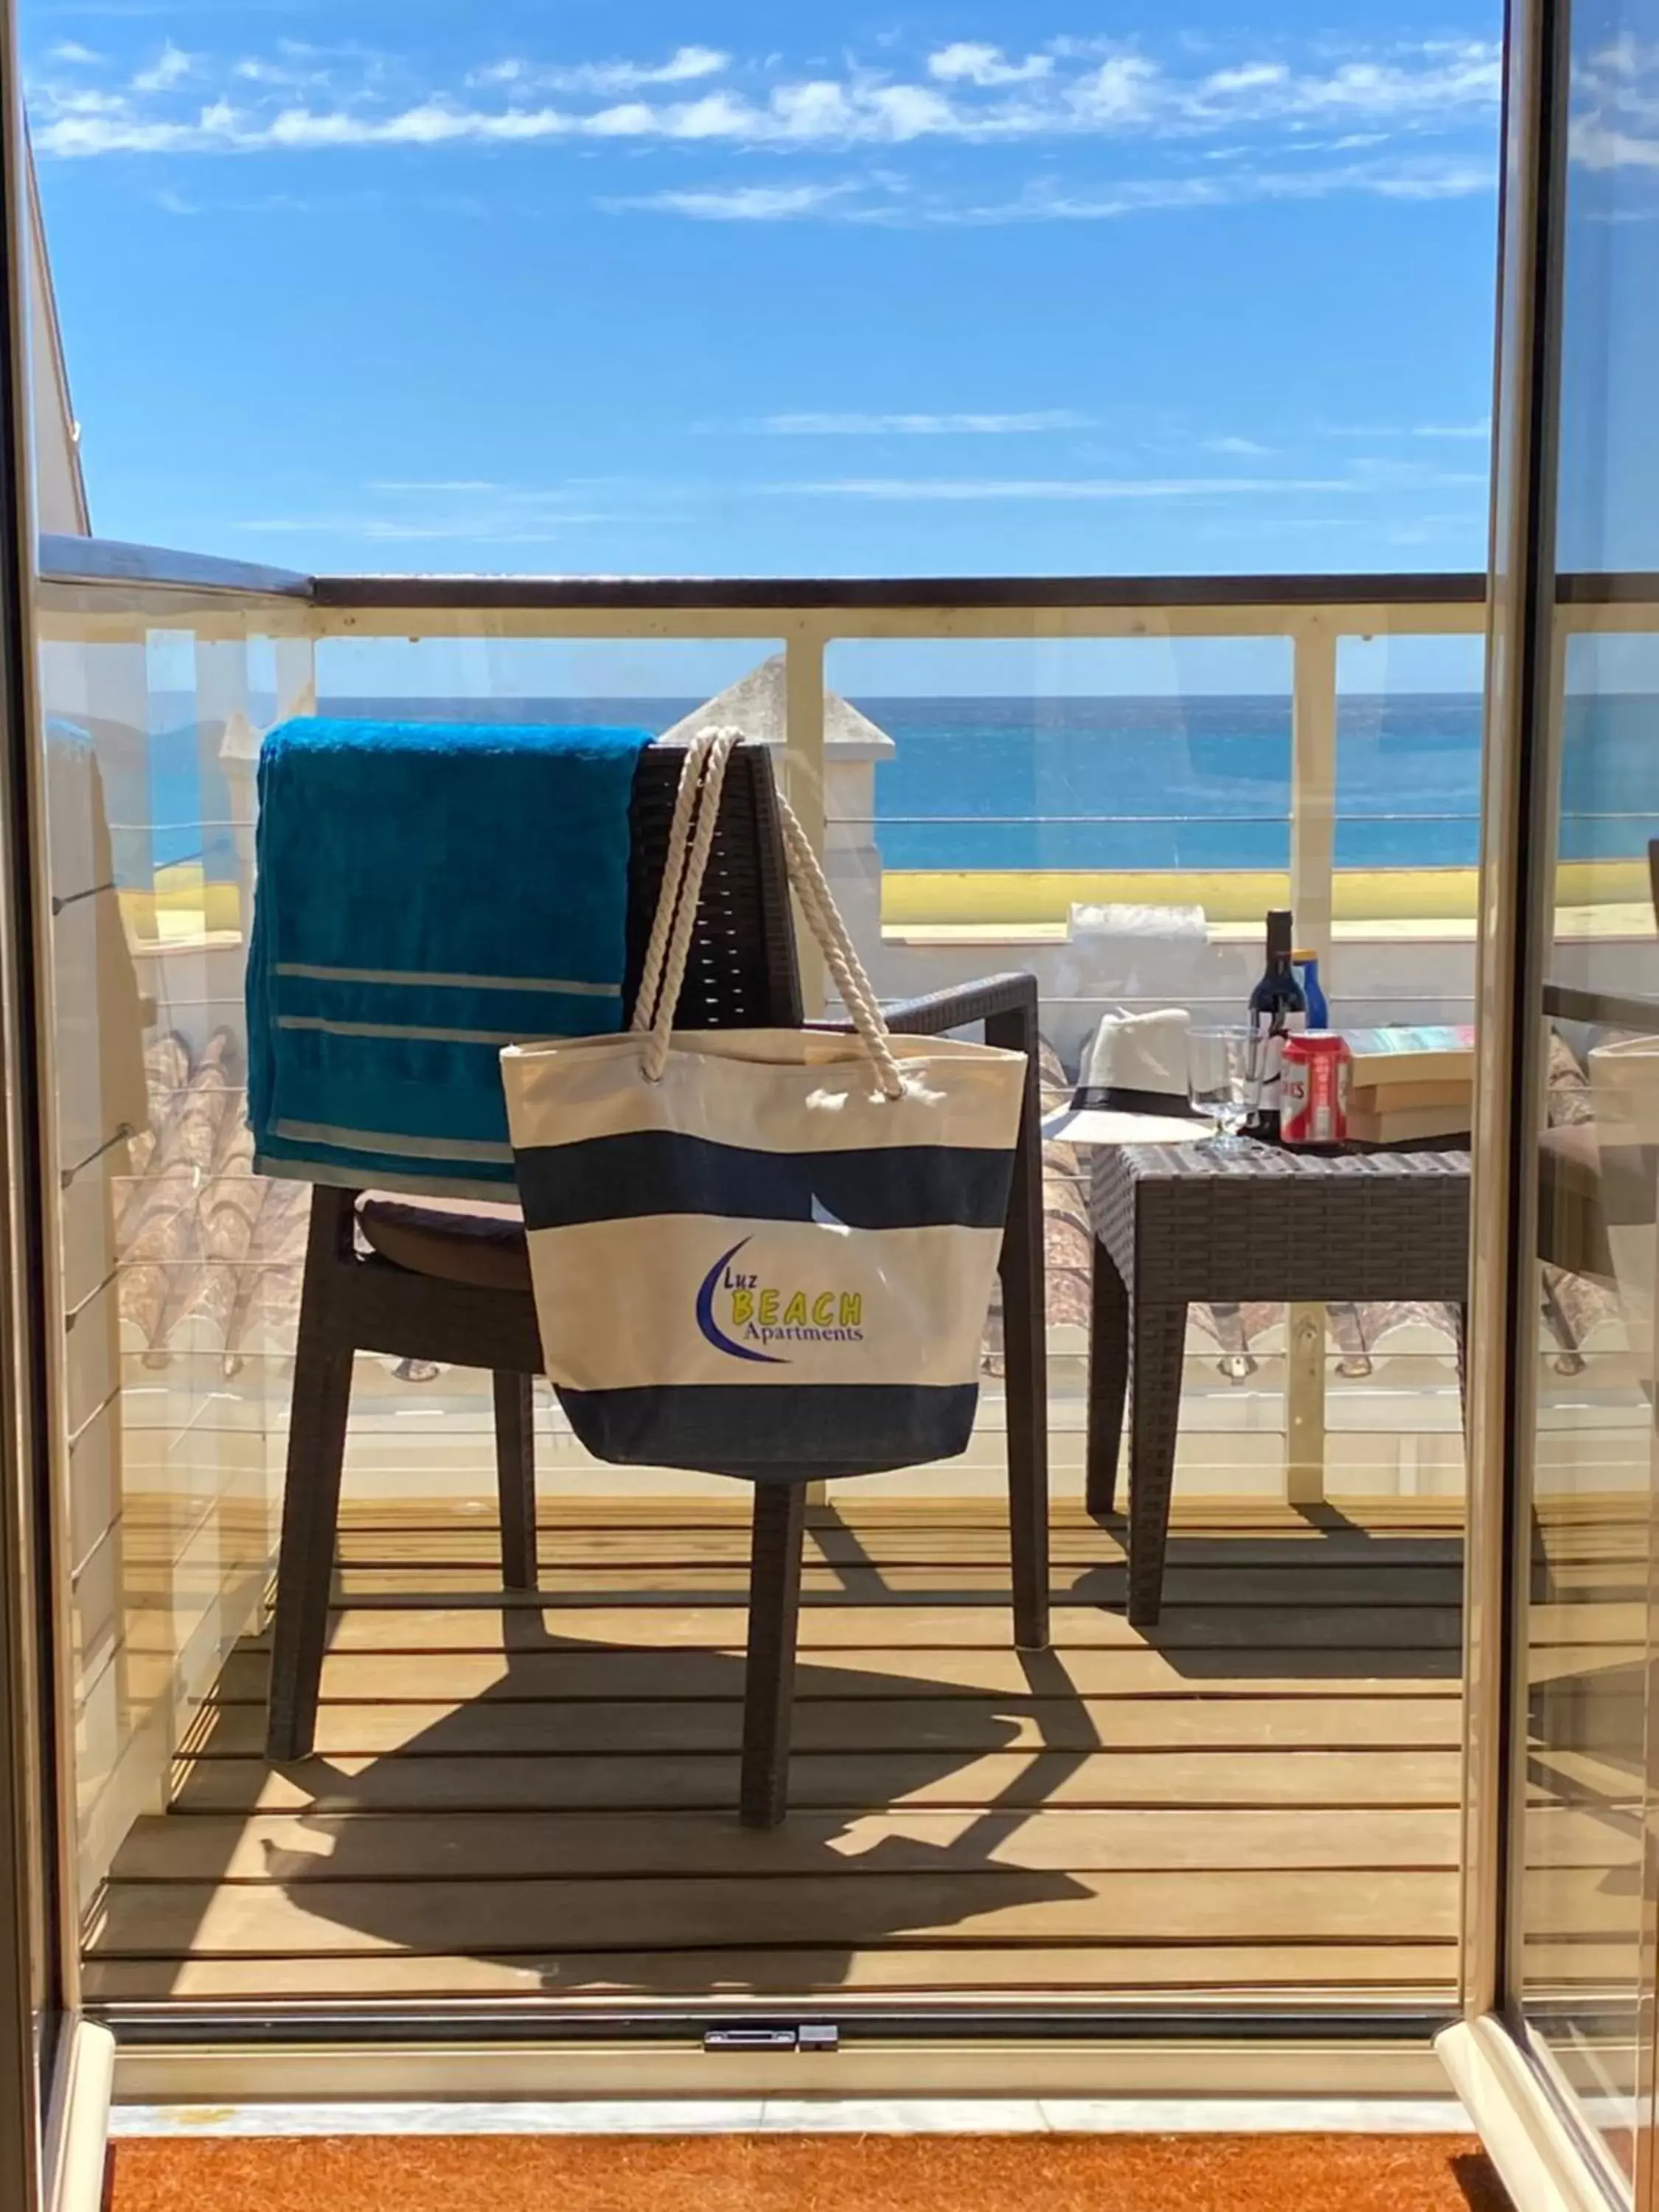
[248,717,651,1195]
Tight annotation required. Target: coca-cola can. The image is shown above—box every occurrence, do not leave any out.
[1281,1032,1350,1150]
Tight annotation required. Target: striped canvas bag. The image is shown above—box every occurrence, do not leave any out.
[500,728,1028,1480]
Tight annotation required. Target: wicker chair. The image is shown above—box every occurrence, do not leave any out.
[263,738,1050,1826]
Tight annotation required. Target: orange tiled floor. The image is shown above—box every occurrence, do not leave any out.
[106,2132,1509,2212]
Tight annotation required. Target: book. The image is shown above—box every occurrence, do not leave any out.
[1348,1077,1473,1115]
[1346,1101,1473,1144]
[1339,1025,1476,1087]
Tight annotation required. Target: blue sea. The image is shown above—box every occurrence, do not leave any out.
[125,690,1658,874]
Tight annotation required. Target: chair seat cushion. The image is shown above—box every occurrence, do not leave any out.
[358,1192,532,1294]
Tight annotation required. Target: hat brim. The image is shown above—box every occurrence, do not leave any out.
[1042,1105,1213,1147]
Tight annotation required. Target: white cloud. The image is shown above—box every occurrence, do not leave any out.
[606,43,730,86]
[1205,435,1273,456]
[860,83,961,138]
[776,476,1360,501]
[1326,421,1492,439]
[239,517,608,541]
[769,81,858,137]
[1068,56,1162,123]
[131,42,190,95]
[1341,455,1485,485]
[1565,35,1659,175]
[928,44,1053,88]
[1281,48,1500,118]
[613,182,857,221]
[759,410,1093,434]
[28,32,1506,181]
[467,46,729,95]
[1590,32,1651,77]
[1203,63,1289,97]
[238,494,622,541]
[233,57,333,90]
[49,43,102,66]
[919,156,1495,224]
[1572,119,1659,170]
[46,89,130,119]
[772,465,1488,501]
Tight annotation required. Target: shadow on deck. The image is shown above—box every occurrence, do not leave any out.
[85,1498,1469,2008]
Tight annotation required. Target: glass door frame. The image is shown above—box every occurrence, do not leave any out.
[1445,0,1658,2207]
[0,1,112,2203]
[0,0,1639,2167]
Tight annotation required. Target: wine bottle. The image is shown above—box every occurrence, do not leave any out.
[1293,949,1329,1029]
[1248,909,1307,1140]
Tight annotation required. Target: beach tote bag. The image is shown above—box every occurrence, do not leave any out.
[500,728,1028,1481]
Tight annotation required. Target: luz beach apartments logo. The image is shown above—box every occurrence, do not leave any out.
[695,1240,867,1366]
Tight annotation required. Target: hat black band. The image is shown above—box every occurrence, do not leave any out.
[1070,1085,1202,1119]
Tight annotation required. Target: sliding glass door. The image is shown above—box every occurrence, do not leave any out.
[1461,0,1659,2199]
[1513,0,1659,2182]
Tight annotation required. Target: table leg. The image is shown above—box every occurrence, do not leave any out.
[1285,1302,1328,1509]
[1127,1299,1189,1628]
[1086,1245,1130,1517]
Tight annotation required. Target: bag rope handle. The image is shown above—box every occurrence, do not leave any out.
[630,726,724,1043]
[773,790,905,1099]
[635,728,905,1102]
[637,727,740,1077]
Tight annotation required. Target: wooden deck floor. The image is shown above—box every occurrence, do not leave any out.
[84,1496,1472,2008]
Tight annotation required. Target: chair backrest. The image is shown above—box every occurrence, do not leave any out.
[622,740,803,1032]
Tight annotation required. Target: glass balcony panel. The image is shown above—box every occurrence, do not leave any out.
[39,611,296,1909]
[823,626,1472,1514]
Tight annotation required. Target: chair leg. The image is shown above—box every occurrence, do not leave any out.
[493,1371,538,1591]
[267,1338,355,1762]
[740,1482,807,1829]
[989,998,1050,1653]
[268,1188,359,1764]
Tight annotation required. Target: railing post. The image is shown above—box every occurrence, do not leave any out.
[1287,616,1339,1509]
[1289,616,1338,968]
[195,637,251,940]
[221,631,314,961]
[84,641,154,940]
[272,634,317,723]
[783,625,827,1020]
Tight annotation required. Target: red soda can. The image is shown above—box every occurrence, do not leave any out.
[1281,1032,1350,1150]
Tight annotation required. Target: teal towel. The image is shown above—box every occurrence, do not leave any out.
[248,716,650,1194]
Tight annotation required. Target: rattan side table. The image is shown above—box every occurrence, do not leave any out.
[1087,1142,1471,1624]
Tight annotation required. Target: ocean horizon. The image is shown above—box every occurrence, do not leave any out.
[95,689,1659,875]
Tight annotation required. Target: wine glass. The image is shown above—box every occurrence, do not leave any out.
[1188,1024,1256,1149]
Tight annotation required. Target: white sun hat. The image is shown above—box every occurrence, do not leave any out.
[1043,1006,1211,1147]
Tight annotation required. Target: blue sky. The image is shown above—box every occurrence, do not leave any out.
[18,0,1520,592]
